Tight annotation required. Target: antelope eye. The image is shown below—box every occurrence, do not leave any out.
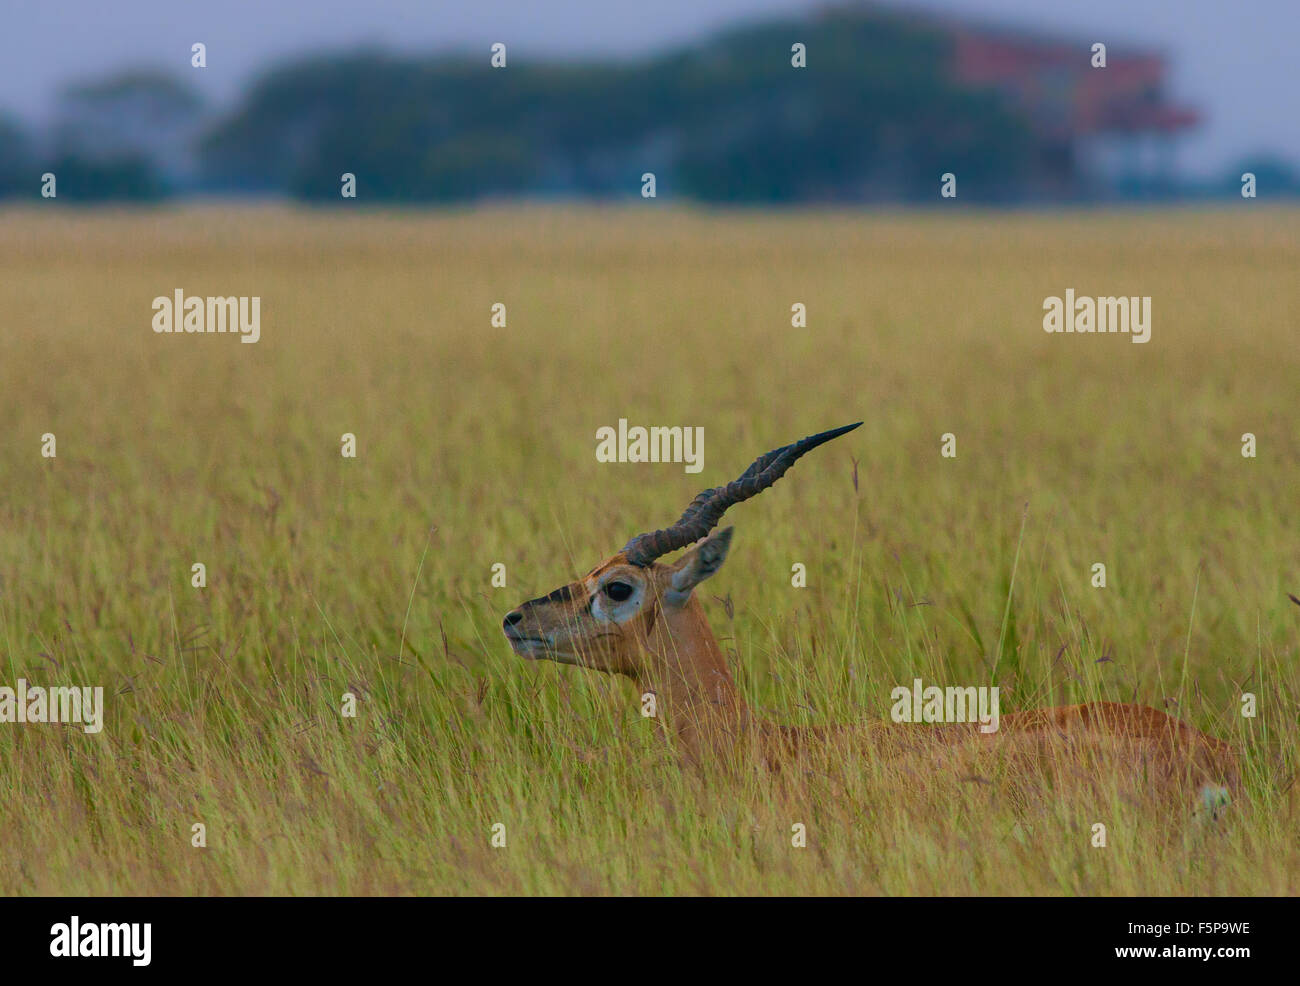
[604,581,634,602]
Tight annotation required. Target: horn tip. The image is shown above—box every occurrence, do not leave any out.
[807,421,863,444]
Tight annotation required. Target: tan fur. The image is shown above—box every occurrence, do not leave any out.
[503,538,1238,798]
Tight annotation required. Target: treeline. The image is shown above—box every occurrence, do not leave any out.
[0,8,1291,203]
[199,13,1037,203]
[0,10,1044,203]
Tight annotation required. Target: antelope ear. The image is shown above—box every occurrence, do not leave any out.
[666,527,734,603]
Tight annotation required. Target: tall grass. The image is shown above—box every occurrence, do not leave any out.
[0,205,1296,894]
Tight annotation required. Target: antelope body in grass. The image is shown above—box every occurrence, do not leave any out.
[502,424,1237,797]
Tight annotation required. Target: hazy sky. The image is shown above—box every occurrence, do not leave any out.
[3,0,1296,177]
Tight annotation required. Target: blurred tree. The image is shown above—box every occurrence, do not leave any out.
[42,152,169,201]
[50,69,205,197]
[0,114,35,198]
[200,10,1040,204]
[1227,156,1300,196]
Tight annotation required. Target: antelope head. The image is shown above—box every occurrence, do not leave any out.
[501,423,861,681]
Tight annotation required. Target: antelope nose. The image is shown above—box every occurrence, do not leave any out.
[503,610,524,628]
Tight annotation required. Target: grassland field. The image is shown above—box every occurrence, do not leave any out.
[0,205,1297,895]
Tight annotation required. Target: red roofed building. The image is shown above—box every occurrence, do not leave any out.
[898,7,1202,197]
[949,27,1198,138]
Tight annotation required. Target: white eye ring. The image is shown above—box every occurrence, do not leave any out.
[591,581,642,623]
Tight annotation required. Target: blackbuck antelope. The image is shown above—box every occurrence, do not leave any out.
[503,424,1237,796]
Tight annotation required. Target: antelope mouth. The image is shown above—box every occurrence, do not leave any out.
[503,631,551,658]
